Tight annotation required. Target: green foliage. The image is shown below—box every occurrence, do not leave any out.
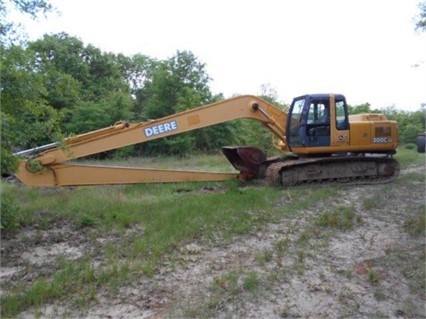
[0,146,19,175]
[401,124,423,145]
[76,215,97,228]
[0,0,54,45]
[243,271,261,292]
[27,33,133,133]
[141,51,211,119]
[1,44,62,172]
[395,146,425,168]
[136,50,242,155]
[404,143,417,150]
[62,93,134,135]
[316,206,360,230]
[403,210,425,236]
[1,45,62,145]
[225,92,289,155]
[0,188,20,233]
[385,107,426,144]
[367,269,380,285]
[348,102,374,114]
[1,33,138,164]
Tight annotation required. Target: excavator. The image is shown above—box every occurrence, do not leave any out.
[14,93,400,187]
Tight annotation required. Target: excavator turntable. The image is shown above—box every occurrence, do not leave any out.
[14,93,400,187]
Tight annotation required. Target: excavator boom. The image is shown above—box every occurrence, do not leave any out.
[15,95,288,186]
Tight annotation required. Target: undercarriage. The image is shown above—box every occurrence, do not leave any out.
[222,146,400,187]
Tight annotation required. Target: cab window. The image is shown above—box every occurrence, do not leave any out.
[307,102,329,124]
[335,100,349,130]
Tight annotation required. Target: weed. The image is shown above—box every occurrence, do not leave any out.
[362,193,383,211]
[296,250,305,263]
[211,270,240,297]
[338,286,353,303]
[373,288,387,301]
[77,215,97,228]
[403,211,425,236]
[182,305,204,318]
[367,269,380,284]
[254,248,273,266]
[316,206,360,230]
[273,237,290,256]
[0,190,20,233]
[292,250,306,275]
[243,271,261,292]
[401,249,426,295]
[297,229,310,245]
[206,297,221,310]
[280,303,292,318]
[141,260,156,278]
[336,268,353,279]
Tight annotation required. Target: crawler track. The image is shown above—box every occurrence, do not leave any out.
[265,155,400,187]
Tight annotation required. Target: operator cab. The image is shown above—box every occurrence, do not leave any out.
[287,94,349,150]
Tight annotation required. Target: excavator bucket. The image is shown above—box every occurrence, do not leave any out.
[222,146,267,180]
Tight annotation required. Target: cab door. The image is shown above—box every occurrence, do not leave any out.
[303,98,331,147]
[330,97,350,149]
[287,94,350,153]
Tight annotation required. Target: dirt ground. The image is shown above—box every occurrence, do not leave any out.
[1,165,425,319]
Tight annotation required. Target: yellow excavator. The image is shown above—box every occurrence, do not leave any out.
[14,93,400,187]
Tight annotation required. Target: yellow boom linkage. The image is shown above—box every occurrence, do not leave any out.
[15,95,287,186]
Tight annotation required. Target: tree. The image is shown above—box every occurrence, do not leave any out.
[415,1,426,32]
[0,0,54,45]
[138,51,215,155]
[25,33,135,137]
[142,51,212,117]
[1,31,140,173]
[138,50,254,156]
[236,84,288,155]
[116,53,158,116]
[62,92,134,136]
[1,44,61,174]
[1,0,57,173]
[28,33,131,103]
[388,108,426,144]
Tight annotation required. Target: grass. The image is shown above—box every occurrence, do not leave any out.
[77,152,236,173]
[395,144,426,168]
[315,206,361,230]
[1,147,424,317]
[2,172,333,316]
[403,212,425,236]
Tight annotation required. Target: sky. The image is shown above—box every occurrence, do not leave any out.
[11,0,426,111]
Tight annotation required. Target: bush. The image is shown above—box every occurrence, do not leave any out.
[401,124,423,144]
[1,147,19,175]
[1,192,20,234]
[404,143,416,150]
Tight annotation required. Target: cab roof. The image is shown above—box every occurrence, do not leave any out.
[293,93,346,101]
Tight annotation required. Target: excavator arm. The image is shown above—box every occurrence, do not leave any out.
[15,95,288,186]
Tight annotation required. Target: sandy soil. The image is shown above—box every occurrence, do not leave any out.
[1,165,425,319]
